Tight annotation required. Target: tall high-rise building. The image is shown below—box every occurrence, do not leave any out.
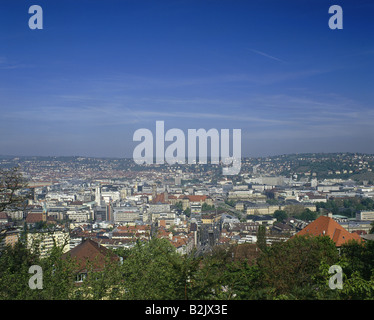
[95,186,102,206]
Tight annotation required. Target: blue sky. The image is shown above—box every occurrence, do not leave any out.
[0,0,373,158]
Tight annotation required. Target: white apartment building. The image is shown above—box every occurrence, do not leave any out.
[148,203,171,213]
[113,207,140,223]
[356,210,374,221]
[150,212,176,223]
[46,192,76,202]
[27,230,70,258]
[66,209,92,222]
[101,191,121,204]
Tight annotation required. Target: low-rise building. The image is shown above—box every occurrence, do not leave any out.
[66,208,92,222]
[113,207,140,223]
[25,211,46,226]
[62,238,119,283]
[356,210,374,221]
[201,213,220,225]
[295,215,363,247]
[246,204,280,215]
[0,229,20,250]
[246,215,277,226]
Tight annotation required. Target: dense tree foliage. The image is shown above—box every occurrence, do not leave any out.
[201,202,215,212]
[273,207,317,222]
[316,198,374,218]
[256,225,267,252]
[0,235,373,300]
[257,235,339,298]
[274,210,287,222]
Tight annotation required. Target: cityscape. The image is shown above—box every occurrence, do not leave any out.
[1,0,374,310]
[1,152,374,301]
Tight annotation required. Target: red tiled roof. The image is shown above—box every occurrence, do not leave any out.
[112,232,134,238]
[62,238,119,272]
[152,193,172,204]
[177,195,209,202]
[295,216,363,247]
[25,212,45,223]
[116,225,151,233]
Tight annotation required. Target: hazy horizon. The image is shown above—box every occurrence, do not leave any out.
[1,150,374,160]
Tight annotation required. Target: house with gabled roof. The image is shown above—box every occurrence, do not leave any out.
[62,238,119,282]
[294,215,363,247]
[25,212,46,226]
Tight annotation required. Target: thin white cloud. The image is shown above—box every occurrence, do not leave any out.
[2,89,370,131]
[129,110,289,125]
[248,48,286,63]
[0,56,32,70]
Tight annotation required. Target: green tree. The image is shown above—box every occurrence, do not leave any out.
[198,259,260,299]
[0,232,79,300]
[256,235,339,298]
[299,208,317,221]
[340,272,374,300]
[370,221,374,234]
[118,238,193,299]
[184,207,191,217]
[256,225,267,252]
[284,204,305,218]
[221,262,263,299]
[187,246,228,299]
[0,240,40,299]
[174,201,183,212]
[274,210,287,222]
[76,252,123,300]
[190,245,261,300]
[266,198,279,205]
[225,199,235,207]
[340,239,374,281]
[37,245,79,299]
[201,202,215,212]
